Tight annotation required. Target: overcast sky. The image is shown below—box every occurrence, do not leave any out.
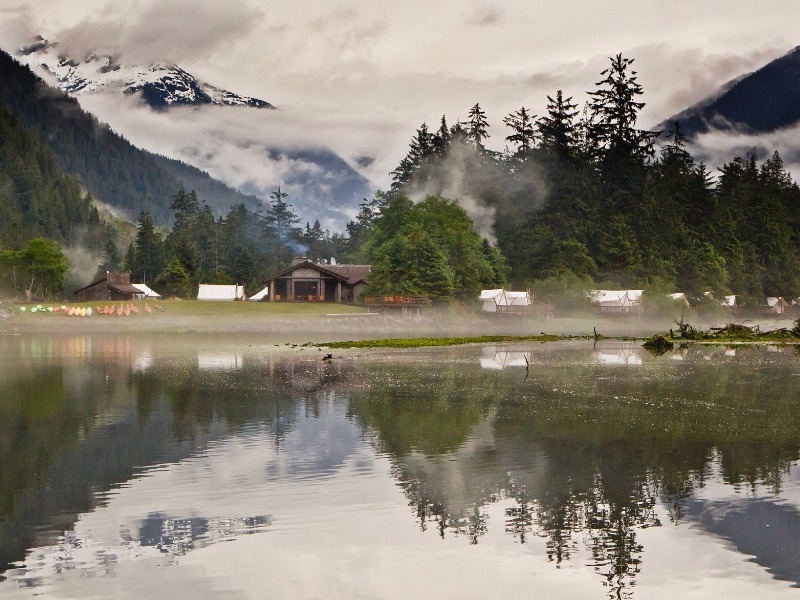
[1,0,798,192]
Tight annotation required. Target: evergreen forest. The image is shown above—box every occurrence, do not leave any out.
[386,54,800,305]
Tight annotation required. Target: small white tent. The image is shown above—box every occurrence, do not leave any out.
[479,289,532,313]
[197,284,246,301]
[589,290,643,314]
[132,283,161,299]
[248,286,269,301]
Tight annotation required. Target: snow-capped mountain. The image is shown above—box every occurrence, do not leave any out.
[18,36,273,109]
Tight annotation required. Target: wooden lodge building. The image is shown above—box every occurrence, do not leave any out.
[263,259,371,304]
[74,272,142,302]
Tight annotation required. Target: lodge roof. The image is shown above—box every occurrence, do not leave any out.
[324,264,372,285]
[264,261,371,285]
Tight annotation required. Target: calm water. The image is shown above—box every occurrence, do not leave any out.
[1,335,800,599]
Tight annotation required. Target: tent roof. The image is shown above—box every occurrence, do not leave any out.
[132,283,161,298]
[248,286,269,301]
[590,290,643,304]
[197,284,246,300]
[766,296,788,307]
[479,289,504,300]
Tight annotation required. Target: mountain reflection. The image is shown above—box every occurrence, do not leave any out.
[0,335,356,578]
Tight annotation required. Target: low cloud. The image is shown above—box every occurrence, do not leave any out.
[55,0,263,64]
[687,123,800,179]
[76,93,394,229]
[464,4,504,26]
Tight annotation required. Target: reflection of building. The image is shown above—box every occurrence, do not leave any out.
[197,352,243,371]
[480,347,531,370]
[263,259,370,303]
[593,345,643,365]
[74,272,141,302]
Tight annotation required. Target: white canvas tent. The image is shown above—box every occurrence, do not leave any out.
[668,292,690,306]
[197,284,246,301]
[248,286,269,301]
[132,283,161,299]
[589,290,643,314]
[763,296,790,314]
[479,289,532,313]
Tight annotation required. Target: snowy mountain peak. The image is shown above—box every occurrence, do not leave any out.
[17,37,274,110]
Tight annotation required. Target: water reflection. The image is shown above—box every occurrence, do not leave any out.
[2,337,800,598]
[479,347,531,370]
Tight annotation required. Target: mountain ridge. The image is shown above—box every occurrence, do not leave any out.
[18,36,274,110]
[0,49,265,223]
[658,45,800,138]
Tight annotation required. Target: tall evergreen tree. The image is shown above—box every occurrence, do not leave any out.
[466,103,490,150]
[131,211,165,284]
[587,54,656,185]
[538,91,579,159]
[504,107,536,160]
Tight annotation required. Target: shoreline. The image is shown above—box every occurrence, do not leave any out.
[2,300,797,344]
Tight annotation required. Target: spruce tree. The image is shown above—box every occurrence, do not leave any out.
[504,107,536,160]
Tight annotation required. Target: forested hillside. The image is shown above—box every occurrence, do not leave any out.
[662,45,800,137]
[0,105,101,249]
[0,50,263,224]
[385,54,800,304]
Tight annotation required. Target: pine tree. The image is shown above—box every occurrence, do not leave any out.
[587,54,656,185]
[467,103,490,150]
[96,227,122,279]
[504,107,536,160]
[538,91,579,159]
[132,211,165,284]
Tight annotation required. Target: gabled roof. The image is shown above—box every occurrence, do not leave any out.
[132,283,161,298]
[264,261,371,284]
[74,275,139,295]
[324,264,372,285]
[589,290,643,305]
[109,283,143,295]
[73,275,109,294]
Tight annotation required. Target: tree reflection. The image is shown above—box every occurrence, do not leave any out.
[351,343,800,597]
[0,336,358,576]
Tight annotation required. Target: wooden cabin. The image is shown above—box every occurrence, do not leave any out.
[263,259,371,304]
[74,272,142,302]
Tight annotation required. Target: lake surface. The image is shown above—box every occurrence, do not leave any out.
[1,335,800,599]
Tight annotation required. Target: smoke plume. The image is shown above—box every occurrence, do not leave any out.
[404,140,549,243]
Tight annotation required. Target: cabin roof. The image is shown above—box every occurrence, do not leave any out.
[264,261,371,284]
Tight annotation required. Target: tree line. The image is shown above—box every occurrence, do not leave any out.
[6,51,800,305]
[386,54,800,305]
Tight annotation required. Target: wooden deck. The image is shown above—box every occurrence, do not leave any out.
[363,296,431,315]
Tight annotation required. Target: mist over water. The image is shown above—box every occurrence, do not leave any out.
[2,335,800,598]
